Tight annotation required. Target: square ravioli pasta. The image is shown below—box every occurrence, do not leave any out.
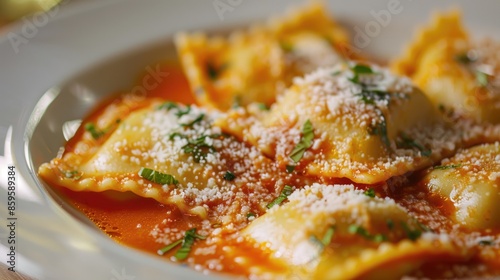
[36,3,500,280]
[38,97,290,222]
[175,1,351,111]
[391,10,500,124]
[216,62,500,184]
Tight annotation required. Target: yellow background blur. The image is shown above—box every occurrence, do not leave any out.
[0,0,62,30]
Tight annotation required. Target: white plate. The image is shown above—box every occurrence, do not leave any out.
[0,1,499,279]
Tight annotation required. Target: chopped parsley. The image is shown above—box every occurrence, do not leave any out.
[266,185,293,209]
[158,102,194,118]
[476,71,490,87]
[386,219,394,230]
[348,64,402,149]
[454,52,476,64]
[246,212,256,219]
[85,122,106,140]
[455,51,492,88]
[280,42,294,52]
[349,64,376,84]
[401,223,421,241]
[356,89,391,105]
[64,170,81,180]
[369,113,390,148]
[285,165,295,173]
[433,164,462,170]
[455,52,476,64]
[157,239,182,256]
[157,102,179,111]
[232,96,242,109]
[170,133,226,163]
[289,120,314,163]
[400,221,425,241]
[321,226,335,246]
[364,188,376,198]
[256,103,270,111]
[223,171,236,181]
[396,133,431,157]
[169,132,188,141]
[157,228,206,260]
[138,167,178,185]
[308,226,336,255]
[84,119,122,140]
[348,224,386,243]
[415,219,432,233]
[478,240,494,246]
[331,70,341,76]
[181,135,217,163]
[180,113,205,128]
[206,62,227,80]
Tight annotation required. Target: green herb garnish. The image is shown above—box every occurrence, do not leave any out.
[396,133,431,157]
[369,115,390,148]
[455,52,491,88]
[157,102,179,111]
[207,62,227,80]
[169,132,188,141]
[232,96,242,109]
[285,165,295,173]
[64,170,81,180]
[348,64,396,149]
[454,52,476,64]
[321,226,335,246]
[386,219,394,230]
[266,185,293,209]
[400,221,422,241]
[174,228,207,260]
[157,239,183,256]
[85,122,106,140]
[175,105,192,118]
[157,228,206,260]
[289,120,314,163]
[180,113,205,128]
[348,224,386,242]
[256,103,270,111]
[433,164,462,170]
[476,71,490,87]
[349,64,375,84]
[181,135,217,163]
[223,171,236,181]
[138,167,178,185]
[280,42,294,52]
[356,89,391,105]
[246,212,256,219]
[170,133,225,163]
[364,188,376,198]
[478,240,494,246]
[157,102,194,118]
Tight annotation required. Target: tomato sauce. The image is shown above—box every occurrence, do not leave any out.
[48,62,500,279]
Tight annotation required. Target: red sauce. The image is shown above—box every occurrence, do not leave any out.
[52,62,283,277]
[49,62,500,279]
[57,62,199,253]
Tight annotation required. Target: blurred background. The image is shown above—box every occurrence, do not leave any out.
[0,0,63,31]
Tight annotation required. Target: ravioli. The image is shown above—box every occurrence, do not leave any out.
[420,142,500,230]
[174,1,350,111]
[38,99,283,219]
[217,62,486,184]
[242,184,469,279]
[391,11,500,123]
[35,3,500,279]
